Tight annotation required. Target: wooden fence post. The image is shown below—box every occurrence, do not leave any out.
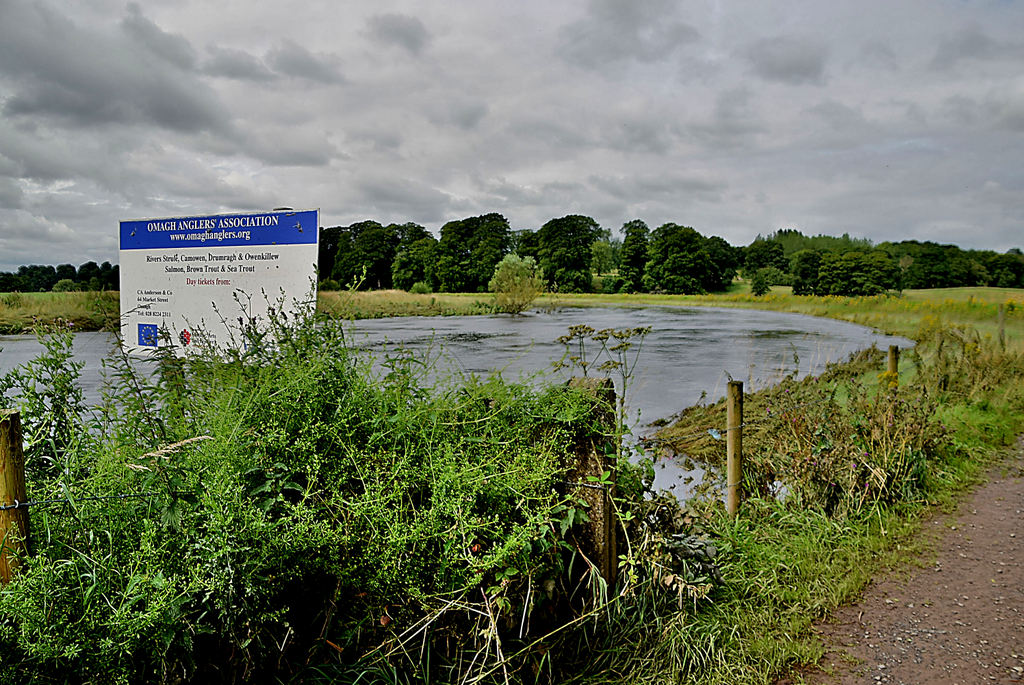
[998,304,1006,351]
[1,411,29,585]
[888,345,900,384]
[726,381,743,518]
[567,377,618,588]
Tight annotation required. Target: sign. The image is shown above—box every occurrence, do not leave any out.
[119,209,319,355]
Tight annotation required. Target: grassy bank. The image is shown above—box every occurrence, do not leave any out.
[631,292,1024,682]
[0,290,494,333]
[2,286,1023,683]
[0,291,119,334]
[542,285,1024,344]
[5,286,1022,344]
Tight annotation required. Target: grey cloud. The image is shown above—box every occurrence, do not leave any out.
[505,118,591,150]
[203,46,277,82]
[267,40,344,83]
[938,91,1024,132]
[858,40,900,72]
[0,1,232,134]
[744,35,828,85]
[986,89,1024,132]
[0,121,105,183]
[603,116,679,155]
[0,178,24,209]
[688,88,762,149]
[121,3,197,70]
[427,99,489,131]
[558,0,699,69]
[366,13,431,55]
[241,130,338,167]
[477,177,545,206]
[355,175,452,223]
[589,172,726,203]
[806,100,869,130]
[931,24,1002,70]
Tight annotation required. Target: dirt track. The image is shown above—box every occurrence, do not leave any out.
[780,441,1024,684]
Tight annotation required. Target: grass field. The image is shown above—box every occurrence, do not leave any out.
[541,285,1024,348]
[0,290,118,334]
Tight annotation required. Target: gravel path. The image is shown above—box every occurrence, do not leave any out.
[780,441,1024,684]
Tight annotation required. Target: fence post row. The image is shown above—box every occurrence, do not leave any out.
[1,411,29,585]
[726,380,743,518]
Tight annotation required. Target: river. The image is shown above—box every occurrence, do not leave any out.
[0,306,910,492]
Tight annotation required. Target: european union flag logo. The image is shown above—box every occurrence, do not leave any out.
[138,323,159,347]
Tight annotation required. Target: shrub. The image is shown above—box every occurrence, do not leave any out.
[488,254,544,315]
[0,308,708,683]
[409,280,432,294]
[750,269,771,296]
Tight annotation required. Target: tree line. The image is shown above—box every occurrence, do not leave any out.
[319,214,1024,296]
[3,218,1021,297]
[743,229,1024,296]
[0,262,120,293]
[318,214,743,295]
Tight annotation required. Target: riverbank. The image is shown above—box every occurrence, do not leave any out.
[2,287,1023,682]
[4,286,1023,344]
[645,289,1024,683]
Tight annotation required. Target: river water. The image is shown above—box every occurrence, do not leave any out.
[0,306,910,492]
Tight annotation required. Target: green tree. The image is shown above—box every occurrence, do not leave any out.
[99,261,117,290]
[700,235,742,291]
[318,226,344,282]
[643,224,707,294]
[327,221,401,290]
[489,254,544,314]
[816,251,895,296]
[434,213,511,292]
[76,261,100,289]
[590,240,617,276]
[18,265,58,292]
[352,221,399,289]
[55,264,77,283]
[743,239,787,278]
[790,250,821,295]
[536,215,601,293]
[510,229,540,260]
[392,236,438,291]
[750,269,771,296]
[618,219,649,293]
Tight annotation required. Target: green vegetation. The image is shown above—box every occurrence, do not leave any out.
[0,291,118,334]
[0,261,119,293]
[2,305,733,683]
[311,216,1022,298]
[488,254,545,315]
[2,284,1023,683]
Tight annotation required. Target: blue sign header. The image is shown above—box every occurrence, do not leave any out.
[120,209,318,250]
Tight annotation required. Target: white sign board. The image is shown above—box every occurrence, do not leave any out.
[119,209,319,354]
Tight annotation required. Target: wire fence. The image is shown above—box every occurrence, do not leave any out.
[0,491,166,512]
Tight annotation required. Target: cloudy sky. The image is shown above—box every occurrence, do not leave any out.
[0,0,1022,271]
